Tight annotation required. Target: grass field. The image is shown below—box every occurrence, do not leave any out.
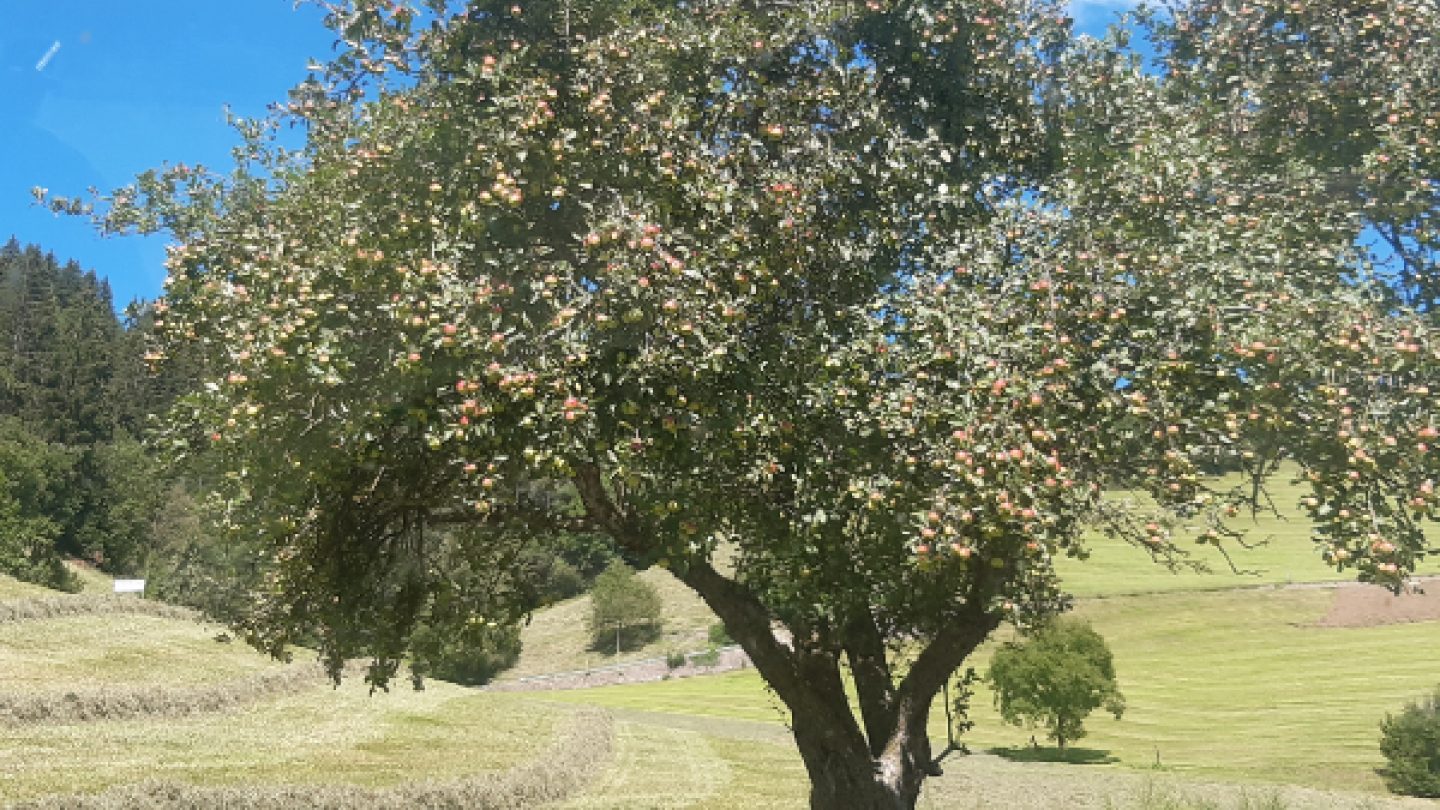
[0,575,51,601]
[541,585,1440,802]
[0,614,278,691]
[1060,469,1440,598]
[7,469,1440,808]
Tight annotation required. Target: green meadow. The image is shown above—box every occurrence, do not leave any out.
[5,474,1440,810]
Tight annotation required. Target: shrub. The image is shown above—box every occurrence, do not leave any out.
[690,648,721,668]
[708,622,734,646]
[664,647,688,670]
[587,561,662,655]
[986,617,1125,752]
[1380,686,1440,797]
[407,621,522,688]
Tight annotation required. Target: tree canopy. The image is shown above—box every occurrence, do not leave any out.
[54,0,1440,806]
[986,617,1124,752]
[588,559,661,654]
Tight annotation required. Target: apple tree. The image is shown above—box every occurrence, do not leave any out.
[53,0,1440,806]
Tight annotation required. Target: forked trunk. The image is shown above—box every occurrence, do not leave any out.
[671,561,979,810]
[569,468,989,810]
[792,709,931,810]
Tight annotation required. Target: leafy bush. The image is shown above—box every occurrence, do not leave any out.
[1380,686,1440,797]
[986,617,1125,752]
[708,622,734,646]
[664,647,688,670]
[406,620,522,688]
[690,648,721,668]
[587,561,662,655]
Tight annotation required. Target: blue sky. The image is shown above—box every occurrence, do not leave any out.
[1,0,1138,309]
[1,0,335,307]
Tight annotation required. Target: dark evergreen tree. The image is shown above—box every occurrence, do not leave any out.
[0,235,198,584]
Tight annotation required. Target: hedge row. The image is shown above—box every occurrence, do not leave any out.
[11,706,616,809]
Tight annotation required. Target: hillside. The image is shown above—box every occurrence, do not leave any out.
[499,566,723,682]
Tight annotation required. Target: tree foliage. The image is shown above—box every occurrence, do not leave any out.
[407,617,522,686]
[1380,686,1440,798]
[0,238,187,586]
[588,559,661,654]
[55,0,1440,806]
[986,617,1124,751]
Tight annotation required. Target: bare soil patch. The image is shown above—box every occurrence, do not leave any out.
[1315,577,1440,628]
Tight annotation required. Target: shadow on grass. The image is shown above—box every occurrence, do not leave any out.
[988,744,1119,765]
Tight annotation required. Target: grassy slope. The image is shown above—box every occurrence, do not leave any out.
[1061,469,1440,598]
[0,588,568,804]
[63,562,115,594]
[0,680,565,802]
[0,575,53,601]
[520,468,1440,804]
[0,614,281,691]
[8,465,1440,807]
[500,566,722,680]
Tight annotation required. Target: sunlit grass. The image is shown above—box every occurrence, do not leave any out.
[1059,468,1440,598]
[547,586,1440,800]
[0,575,52,601]
[0,681,563,802]
[0,614,275,691]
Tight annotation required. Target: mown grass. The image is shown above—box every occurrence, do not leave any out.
[11,706,614,810]
[9,465,1440,807]
[1060,469,1440,598]
[544,586,1440,801]
[0,680,570,803]
[0,613,264,692]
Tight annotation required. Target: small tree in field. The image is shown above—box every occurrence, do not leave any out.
[53,0,1440,805]
[588,560,661,655]
[1380,687,1440,798]
[986,618,1124,752]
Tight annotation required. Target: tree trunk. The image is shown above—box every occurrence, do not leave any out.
[791,708,932,809]
[674,561,985,810]
[568,465,996,810]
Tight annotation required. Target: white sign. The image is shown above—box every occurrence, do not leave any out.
[113,579,146,595]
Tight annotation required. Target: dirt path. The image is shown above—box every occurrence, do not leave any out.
[1315,576,1440,628]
